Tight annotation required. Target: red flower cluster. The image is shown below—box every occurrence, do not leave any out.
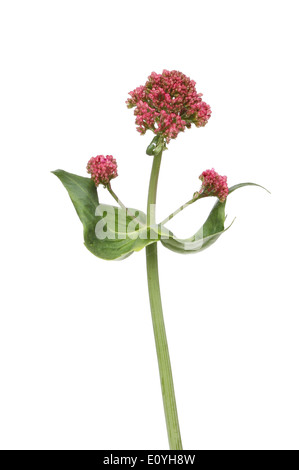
[87,155,118,187]
[197,168,229,202]
[127,70,211,143]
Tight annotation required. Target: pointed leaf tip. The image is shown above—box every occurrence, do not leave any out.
[228,182,271,195]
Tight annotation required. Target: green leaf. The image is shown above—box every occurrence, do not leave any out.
[161,182,268,254]
[52,170,161,260]
[53,171,269,260]
[228,182,270,195]
[52,169,99,225]
[146,135,167,156]
[146,136,160,156]
[160,199,228,254]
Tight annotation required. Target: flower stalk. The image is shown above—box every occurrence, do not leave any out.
[107,184,127,210]
[146,144,183,450]
[160,195,205,226]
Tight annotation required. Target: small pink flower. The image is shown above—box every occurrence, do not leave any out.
[127,70,211,143]
[198,168,229,202]
[87,155,118,187]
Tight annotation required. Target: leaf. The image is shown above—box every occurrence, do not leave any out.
[161,182,268,254]
[146,136,160,156]
[146,135,167,156]
[52,170,161,260]
[52,169,99,225]
[53,171,269,260]
[228,182,270,195]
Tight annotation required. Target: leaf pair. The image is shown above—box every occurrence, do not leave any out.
[52,170,267,260]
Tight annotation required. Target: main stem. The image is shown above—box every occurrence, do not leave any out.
[146,150,183,450]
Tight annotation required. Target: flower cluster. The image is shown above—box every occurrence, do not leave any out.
[195,168,229,202]
[127,70,211,143]
[87,155,118,187]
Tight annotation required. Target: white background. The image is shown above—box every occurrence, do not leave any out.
[0,0,298,450]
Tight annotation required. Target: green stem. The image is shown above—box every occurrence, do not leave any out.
[107,184,143,223]
[146,148,183,450]
[160,194,205,226]
[107,184,127,210]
